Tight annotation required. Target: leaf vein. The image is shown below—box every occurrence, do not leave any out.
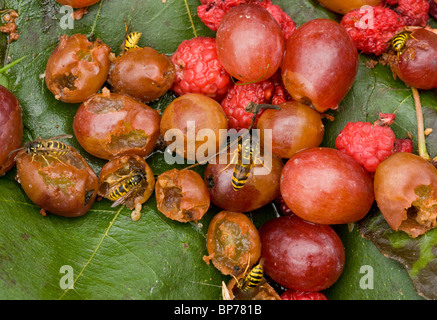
[87,0,105,38]
[183,0,197,38]
[57,206,123,300]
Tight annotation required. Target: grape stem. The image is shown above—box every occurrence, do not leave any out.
[0,55,28,74]
[411,87,430,161]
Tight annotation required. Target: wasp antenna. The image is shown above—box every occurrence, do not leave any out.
[231,273,242,289]
[59,134,73,139]
[7,146,24,157]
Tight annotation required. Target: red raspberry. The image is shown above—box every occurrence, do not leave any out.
[197,0,296,39]
[171,37,231,101]
[430,0,437,20]
[197,0,247,31]
[341,6,405,56]
[221,80,274,130]
[393,138,414,153]
[335,114,397,173]
[256,0,296,39]
[270,71,293,105]
[281,290,328,300]
[383,0,430,26]
[275,196,294,216]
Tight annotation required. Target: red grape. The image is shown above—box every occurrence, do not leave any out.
[260,215,345,292]
[216,3,285,83]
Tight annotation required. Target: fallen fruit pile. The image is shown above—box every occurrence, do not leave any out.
[0,0,436,300]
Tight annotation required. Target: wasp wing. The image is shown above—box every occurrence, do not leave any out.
[43,134,73,141]
[110,185,139,208]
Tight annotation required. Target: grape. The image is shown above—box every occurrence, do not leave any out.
[216,3,285,83]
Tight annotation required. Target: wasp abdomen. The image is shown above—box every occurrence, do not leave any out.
[107,172,144,202]
[231,138,257,191]
[232,164,252,190]
[125,32,142,52]
[392,32,410,56]
[241,263,264,291]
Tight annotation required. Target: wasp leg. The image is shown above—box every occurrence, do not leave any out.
[41,155,51,167]
[232,273,242,290]
[251,154,271,184]
[237,255,253,290]
[218,148,240,174]
[49,154,68,166]
[253,154,267,168]
[244,255,251,274]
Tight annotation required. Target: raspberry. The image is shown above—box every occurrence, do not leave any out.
[171,37,231,101]
[341,6,405,56]
[335,113,398,172]
[197,0,247,31]
[256,0,296,39]
[270,70,293,105]
[275,196,294,216]
[197,0,296,39]
[221,80,274,130]
[281,290,328,300]
[383,0,430,26]
[430,0,437,20]
[393,138,414,153]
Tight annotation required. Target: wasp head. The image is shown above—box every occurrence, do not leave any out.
[25,141,42,154]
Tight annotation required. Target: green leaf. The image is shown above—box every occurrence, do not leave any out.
[358,209,437,300]
[0,73,8,88]
[0,0,436,300]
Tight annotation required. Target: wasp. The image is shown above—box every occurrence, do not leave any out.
[9,134,73,165]
[392,31,416,58]
[236,261,264,292]
[184,103,280,191]
[122,20,141,53]
[105,170,145,208]
[226,134,263,191]
[124,31,142,51]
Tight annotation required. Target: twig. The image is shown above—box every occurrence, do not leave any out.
[0,55,28,73]
[411,87,430,161]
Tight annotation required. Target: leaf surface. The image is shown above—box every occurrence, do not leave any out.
[1,0,436,300]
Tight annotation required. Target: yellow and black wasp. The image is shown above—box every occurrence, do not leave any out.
[224,126,270,192]
[229,134,263,191]
[238,262,264,292]
[223,259,265,299]
[122,21,142,53]
[124,31,142,51]
[184,102,280,191]
[391,31,416,58]
[10,134,73,165]
[105,170,146,208]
